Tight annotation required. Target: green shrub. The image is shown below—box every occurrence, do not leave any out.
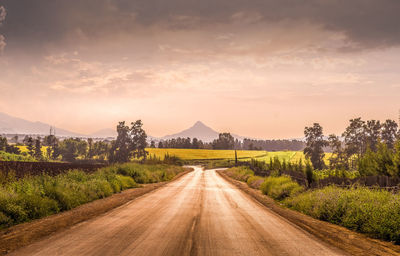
[225,167,254,182]
[0,211,12,228]
[284,186,400,243]
[0,151,36,162]
[260,176,304,200]
[246,176,265,189]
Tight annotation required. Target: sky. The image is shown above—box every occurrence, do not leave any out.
[0,0,399,139]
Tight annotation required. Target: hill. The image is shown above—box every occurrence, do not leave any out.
[161,121,243,142]
[0,112,83,137]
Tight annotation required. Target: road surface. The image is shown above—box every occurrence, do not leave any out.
[10,167,345,256]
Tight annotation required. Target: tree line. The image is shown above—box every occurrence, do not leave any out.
[155,134,303,151]
[242,139,305,151]
[304,118,400,177]
[155,133,241,150]
[0,120,148,164]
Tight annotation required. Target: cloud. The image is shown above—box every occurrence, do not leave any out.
[0,6,6,23]
[0,6,6,53]
[0,35,5,52]
[1,0,400,55]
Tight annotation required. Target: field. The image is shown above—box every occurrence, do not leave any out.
[17,146,49,154]
[146,148,323,163]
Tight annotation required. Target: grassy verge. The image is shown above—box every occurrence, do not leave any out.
[284,186,400,243]
[0,163,185,229]
[223,166,400,244]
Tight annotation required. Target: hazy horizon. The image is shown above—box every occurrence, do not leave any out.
[0,1,399,139]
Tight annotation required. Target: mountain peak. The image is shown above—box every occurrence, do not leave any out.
[193,121,207,127]
[162,121,218,142]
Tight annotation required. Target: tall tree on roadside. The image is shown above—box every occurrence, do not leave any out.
[109,122,131,163]
[389,141,400,177]
[304,123,327,170]
[130,120,148,161]
[342,118,366,158]
[381,119,398,149]
[109,120,148,163]
[365,120,381,152]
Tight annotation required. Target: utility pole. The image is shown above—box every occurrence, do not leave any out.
[235,149,238,166]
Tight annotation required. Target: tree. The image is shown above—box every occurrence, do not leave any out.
[388,140,400,177]
[192,138,199,149]
[212,133,235,150]
[381,119,398,149]
[87,138,94,159]
[150,140,156,148]
[109,120,148,163]
[22,135,30,145]
[26,137,35,156]
[130,120,148,161]
[365,120,381,151]
[343,118,366,158]
[305,161,314,187]
[0,136,7,151]
[304,123,327,170]
[5,145,21,154]
[109,122,131,163]
[158,141,164,148]
[328,134,348,170]
[92,141,110,160]
[59,138,87,162]
[34,137,43,160]
[43,134,58,159]
[374,142,394,176]
[357,148,379,176]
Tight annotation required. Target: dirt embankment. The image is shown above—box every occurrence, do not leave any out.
[0,169,192,255]
[217,170,400,256]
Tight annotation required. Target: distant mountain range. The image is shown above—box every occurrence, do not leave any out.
[0,112,242,141]
[0,112,84,137]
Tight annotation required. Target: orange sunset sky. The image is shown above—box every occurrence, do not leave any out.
[0,1,399,138]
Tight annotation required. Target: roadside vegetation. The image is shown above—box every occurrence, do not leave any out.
[0,151,36,162]
[0,163,185,229]
[285,186,400,243]
[224,165,400,243]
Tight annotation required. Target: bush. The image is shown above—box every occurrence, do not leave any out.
[284,186,400,243]
[260,176,304,200]
[225,167,254,182]
[246,176,265,189]
[0,151,36,162]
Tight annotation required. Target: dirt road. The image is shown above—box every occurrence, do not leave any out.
[10,167,345,256]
